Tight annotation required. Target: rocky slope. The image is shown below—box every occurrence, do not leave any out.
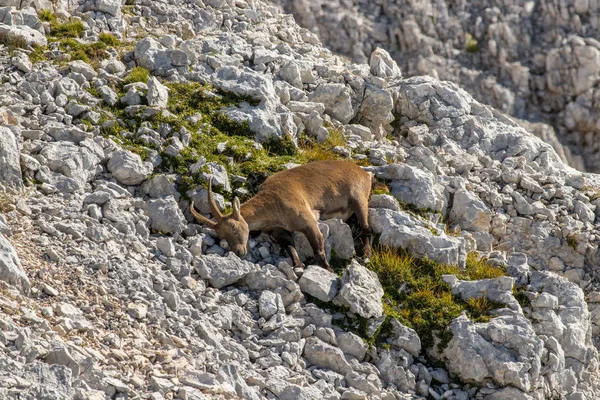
[1,0,600,399]
[270,0,600,173]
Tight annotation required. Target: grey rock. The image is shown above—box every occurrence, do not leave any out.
[324,219,354,259]
[337,331,367,361]
[95,0,121,16]
[369,208,467,267]
[195,253,254,289]
[443,313,543,392]
[376,163,447,213]
[0,24,46,46]
[107,150,153,185]
[387,319,421,357]
[0,233,29,293]
[336,260,384,318]
[370,47,402,79]
[147,76,169,108]
[147,196,187,234]
[303,337,352,374]
[298,265,339,302]
[258,290,284,319]
[449,188,491,232]
[0,127,22,188]
[308,83,356,124]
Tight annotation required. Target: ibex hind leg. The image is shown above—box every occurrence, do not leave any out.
[350,197,373,259]
[271,228,304,270]
[301,223,333,273]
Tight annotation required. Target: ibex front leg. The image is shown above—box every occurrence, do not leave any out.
[271,228,304,270]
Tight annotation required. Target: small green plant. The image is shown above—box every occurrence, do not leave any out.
[465,33,479,53]
[28,44,47,63]
[122,66,150,85]
[98,32,120,47]
[38,9,57,23]
[50,19,85,38]
[566,235,578,250]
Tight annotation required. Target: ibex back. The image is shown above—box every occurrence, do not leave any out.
[190,159,373,272]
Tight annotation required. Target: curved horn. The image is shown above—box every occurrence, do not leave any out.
[190,202,217,228]
[207,176,223,221]
[232,197,242,220]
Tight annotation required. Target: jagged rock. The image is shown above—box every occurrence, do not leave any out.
[298,265,339,302]
[308,83,356,124]
[443,313,544,392]
[303,337,352,374]
[369,48,402,79]
[443,275,520,310]
[449,188,491,232]
[335,260,384,318]
[146,196,186,234]
[369,208,467,267]
[0,24,46,46]
[258,290,284,319]
[324,219,354,259]
[386,319,421,357]
[0,233,30,293]
[69,60,97,80]
[336,331,367,361]
[94,0,121,16]
[0,126,22,188]
[195,253,254,289]
[147,76,169,108]
[374,163,447,213]
[107,149,153,186]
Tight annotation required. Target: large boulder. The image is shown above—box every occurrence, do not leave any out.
[335,260,384,318]
[107,149,153,186]
[195,253,255,289]
[449,188,491,232]
[0,233,30,293]
[0,126,22,188]
[146,196,186,234]
[369,208,467,267]
[298,265,339,302]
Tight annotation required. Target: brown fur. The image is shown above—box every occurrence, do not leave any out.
[190,160,373,271]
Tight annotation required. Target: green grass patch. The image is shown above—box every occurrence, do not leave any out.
[50,19,85,38]
[98,32,120,47]
[122,66,150,85]
[38,9,57,23]
[97,80,358,200]
[365,246,507,351]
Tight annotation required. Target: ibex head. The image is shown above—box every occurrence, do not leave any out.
[190,177,250,257]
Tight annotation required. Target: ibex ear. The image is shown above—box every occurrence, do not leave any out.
[232,197,242,220]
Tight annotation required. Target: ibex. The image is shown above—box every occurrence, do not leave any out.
[189,159,373,272]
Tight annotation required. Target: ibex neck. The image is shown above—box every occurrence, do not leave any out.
[240,195,270,231]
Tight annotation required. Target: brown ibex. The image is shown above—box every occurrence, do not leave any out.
[189,160,373,272]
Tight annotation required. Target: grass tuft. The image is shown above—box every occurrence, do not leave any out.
[122,66,150,85]
[98,32,120,47]
[365,246,507,351]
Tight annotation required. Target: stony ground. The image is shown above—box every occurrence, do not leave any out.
[271,0,600,173]
[1,0,600,399]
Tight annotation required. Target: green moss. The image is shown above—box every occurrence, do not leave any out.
[121,66,150,85]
